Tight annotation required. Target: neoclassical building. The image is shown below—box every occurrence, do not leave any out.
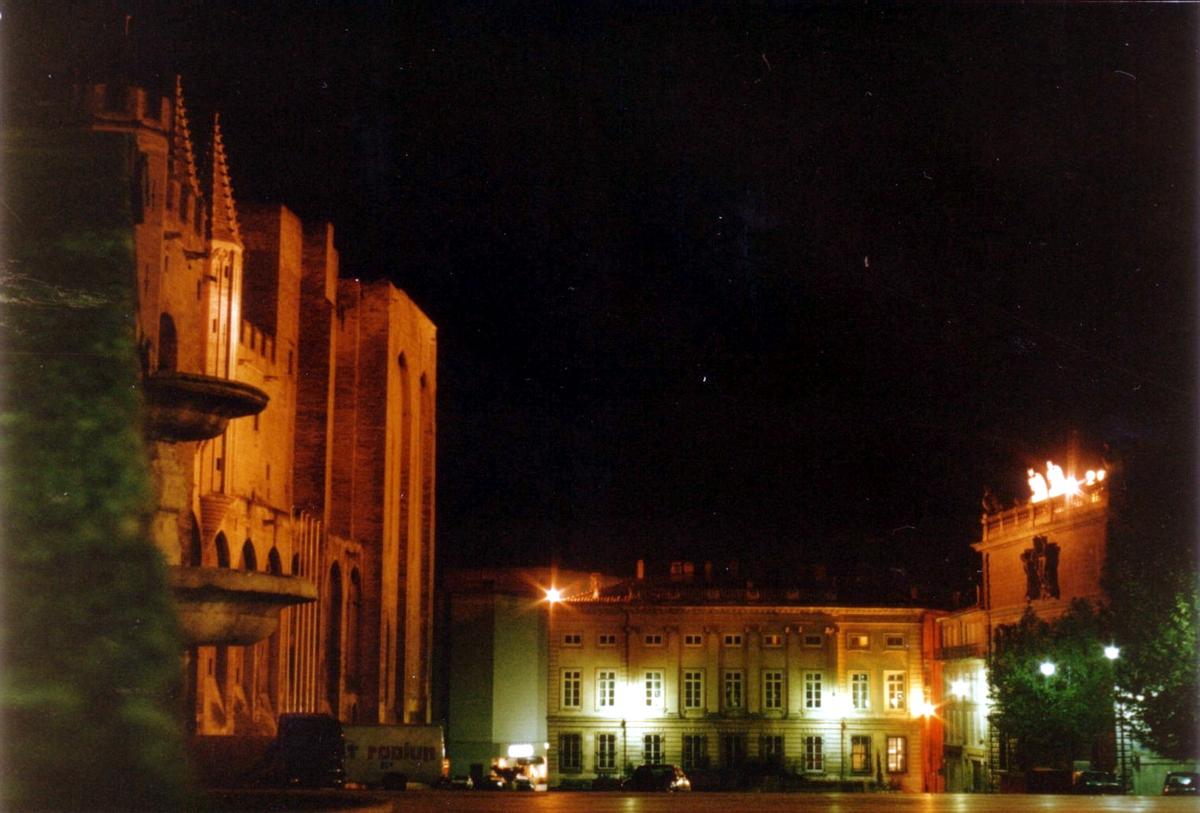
[546,572,943,792]
[70,76,438,738]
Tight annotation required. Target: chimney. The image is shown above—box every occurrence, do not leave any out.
[636,559,645,580]
[590,572,601,599]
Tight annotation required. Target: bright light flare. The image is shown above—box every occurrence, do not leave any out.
[544,587,562,603]
[1029,460,1104,503]
[1104,645,1120,661]
[1039,661,1057,677]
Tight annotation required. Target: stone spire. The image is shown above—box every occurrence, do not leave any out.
[207,112,242,244]
[170,75,202,204]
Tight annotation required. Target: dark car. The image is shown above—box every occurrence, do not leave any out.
[1073,770,1122,794]
[476,772,508,790]
[622,764,691,792]
[1163,771,1200,795]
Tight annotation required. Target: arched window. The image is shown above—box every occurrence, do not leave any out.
[215,532,230,568]
[188,512,202,567]
[158,313,178,372]
[241,540,257,571]
[267,547,282,575]
[347,569,362,697]
[326,563,343,713]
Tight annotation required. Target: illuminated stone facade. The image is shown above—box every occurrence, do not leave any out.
[76,78,437,737]
[936,461,1110,792]
[547,579,942,792]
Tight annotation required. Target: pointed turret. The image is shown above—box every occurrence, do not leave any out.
[207,112,242,245]
[170,75,202,207]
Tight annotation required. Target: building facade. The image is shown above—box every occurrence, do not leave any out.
[547,577,943,792]
[74,77,438,740]
[937,459,1111,791]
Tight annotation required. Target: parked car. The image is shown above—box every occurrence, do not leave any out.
[1073,770,1122,794]
[476,772,508,790]
[443,775,473,790]
[1163,771,1200,795]
[622,764,691,792]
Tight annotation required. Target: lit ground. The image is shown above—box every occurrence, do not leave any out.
[360,790,1198,812]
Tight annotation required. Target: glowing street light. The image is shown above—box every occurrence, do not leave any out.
[1104,645,1120,661]
[544,587,562,604]
[1039,661,1056,677]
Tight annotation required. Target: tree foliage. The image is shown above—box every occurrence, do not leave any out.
[1103,445,1199,762]
[0,130,194,810]
[988,600,1116,770]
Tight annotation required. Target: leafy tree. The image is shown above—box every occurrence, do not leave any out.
[988,600,1117,770]
[1104,445,1199,762]
[0,129,194,810]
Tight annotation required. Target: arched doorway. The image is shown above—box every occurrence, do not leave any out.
[326,563,343,715]
[241,540,257,571]
[158,313,178,372]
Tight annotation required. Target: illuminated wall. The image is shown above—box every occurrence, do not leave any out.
[546,598,935,792]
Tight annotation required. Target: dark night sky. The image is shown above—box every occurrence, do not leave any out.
[11,3,1197,592]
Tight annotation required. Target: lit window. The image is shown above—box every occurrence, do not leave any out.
[643,734,663,765]
[885,634,905,648]
[682,734,707,770]
[644,633,663,646]
[804,672,822,709]
[683,670,704,709]
[763,670,784,710]
[561,670,581,709]
[684,633,704,646]
[851,735,872,774]
[597,670,616,709]
[644,670,664,707]
[723,670,744,709]
[762,633,783,647]
[559,733,582,772]
[596,733,617,771]
[847,633,870,650]
[803,735,823,772]
[886,672,906,711]
[563,633,582,646]
[887,736,907,772]
[598,633,617,646]
[851,672,870,710]
[804,633,823,647]
[723,633,743,647]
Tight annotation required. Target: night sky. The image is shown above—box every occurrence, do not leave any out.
[11,3,1196,592]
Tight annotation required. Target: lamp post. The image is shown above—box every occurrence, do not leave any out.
[1104,645,1126,793]
[829,691,850,783]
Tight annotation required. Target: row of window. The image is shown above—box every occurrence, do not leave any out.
[562,631,907,649]
[557,732,908,774]
[561,669,909,712]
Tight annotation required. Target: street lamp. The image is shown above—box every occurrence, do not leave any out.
[828,691,851,783]
[1039,661,1056,677]
[1104,645,1126,793]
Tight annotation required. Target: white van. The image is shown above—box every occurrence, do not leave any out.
[342,725,447,789]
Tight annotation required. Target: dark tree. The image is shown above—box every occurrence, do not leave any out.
[1104,451,1200,762]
